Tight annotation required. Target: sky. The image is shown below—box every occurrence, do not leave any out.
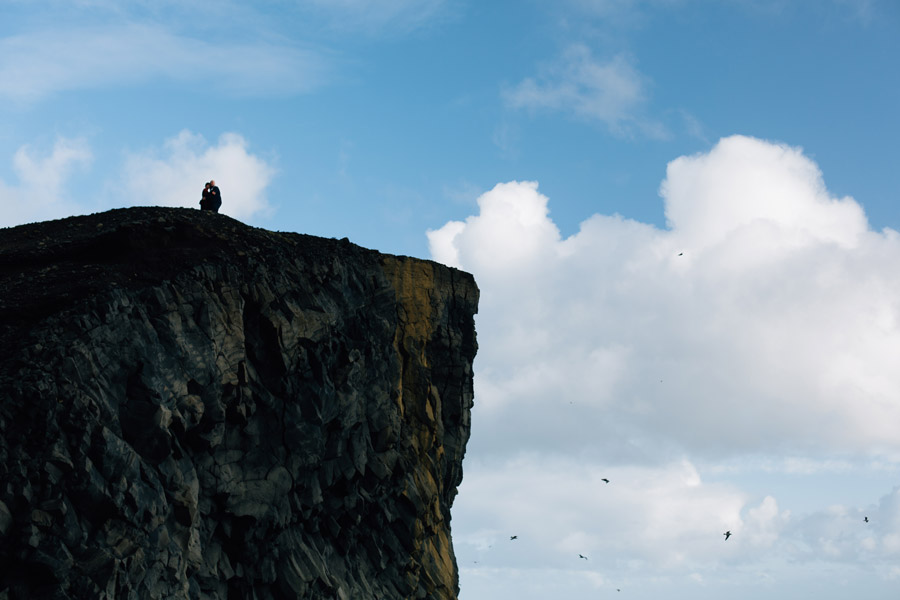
[2,0,900,598]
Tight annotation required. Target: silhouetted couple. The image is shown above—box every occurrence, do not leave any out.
[200,181,221,212]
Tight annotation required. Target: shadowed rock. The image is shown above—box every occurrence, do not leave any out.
[0,207,478,600]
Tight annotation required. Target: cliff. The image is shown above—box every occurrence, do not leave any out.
[0,207,478,600]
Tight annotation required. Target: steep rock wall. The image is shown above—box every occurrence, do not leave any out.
[0,208,478,600]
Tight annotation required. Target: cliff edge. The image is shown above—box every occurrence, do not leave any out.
[0,207,478,600]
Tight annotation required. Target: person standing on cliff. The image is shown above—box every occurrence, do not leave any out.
[208,180,222,213]
[200,182,213,210]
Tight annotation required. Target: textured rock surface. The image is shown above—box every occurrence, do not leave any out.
[0,207,478,599]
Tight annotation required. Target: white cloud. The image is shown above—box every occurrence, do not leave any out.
[662,136,868,251]
[453,456,790,574]
[437,134,900,596]
[0,131,275,227]
[455,459,900,595]
[709,456,859,475]
[0,24,330,103]
[784,486,900,565]
[119,130,276,220]
[0,137,93,227]
[430,135,900,460]
[504,44,666,137]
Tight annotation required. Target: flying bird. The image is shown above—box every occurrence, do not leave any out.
[864,516,869,523]
[601,478,610,483]
[724,531,732,541]
[678,252,683,256]
[510,535,518,540]
[578,554,588,560]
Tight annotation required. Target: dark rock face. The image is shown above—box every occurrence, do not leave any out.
[0,208,478,600]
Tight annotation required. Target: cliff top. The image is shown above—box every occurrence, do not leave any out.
[0,207,470,360]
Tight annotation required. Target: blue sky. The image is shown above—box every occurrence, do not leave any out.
[3,1,900,598]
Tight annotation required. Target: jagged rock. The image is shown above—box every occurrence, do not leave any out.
[0,207,478,600]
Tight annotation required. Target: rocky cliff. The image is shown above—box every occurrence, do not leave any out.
[0,207,478,600]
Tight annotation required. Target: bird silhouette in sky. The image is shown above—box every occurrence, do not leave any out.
[578,554,588,560]
[678,252,683,256]
[864,516,869,523]
[510,535,518,540]
[601,478,609,483]
[724,531,732,541]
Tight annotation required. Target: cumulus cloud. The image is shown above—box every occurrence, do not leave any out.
[119,130,276,220]
[0,24,330,103]
[0,137,93,227]
[434,135,900,596]
[662,136,868,251]
[0,131,275,227]
[504,44,665,137]
[430,135,900,460]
